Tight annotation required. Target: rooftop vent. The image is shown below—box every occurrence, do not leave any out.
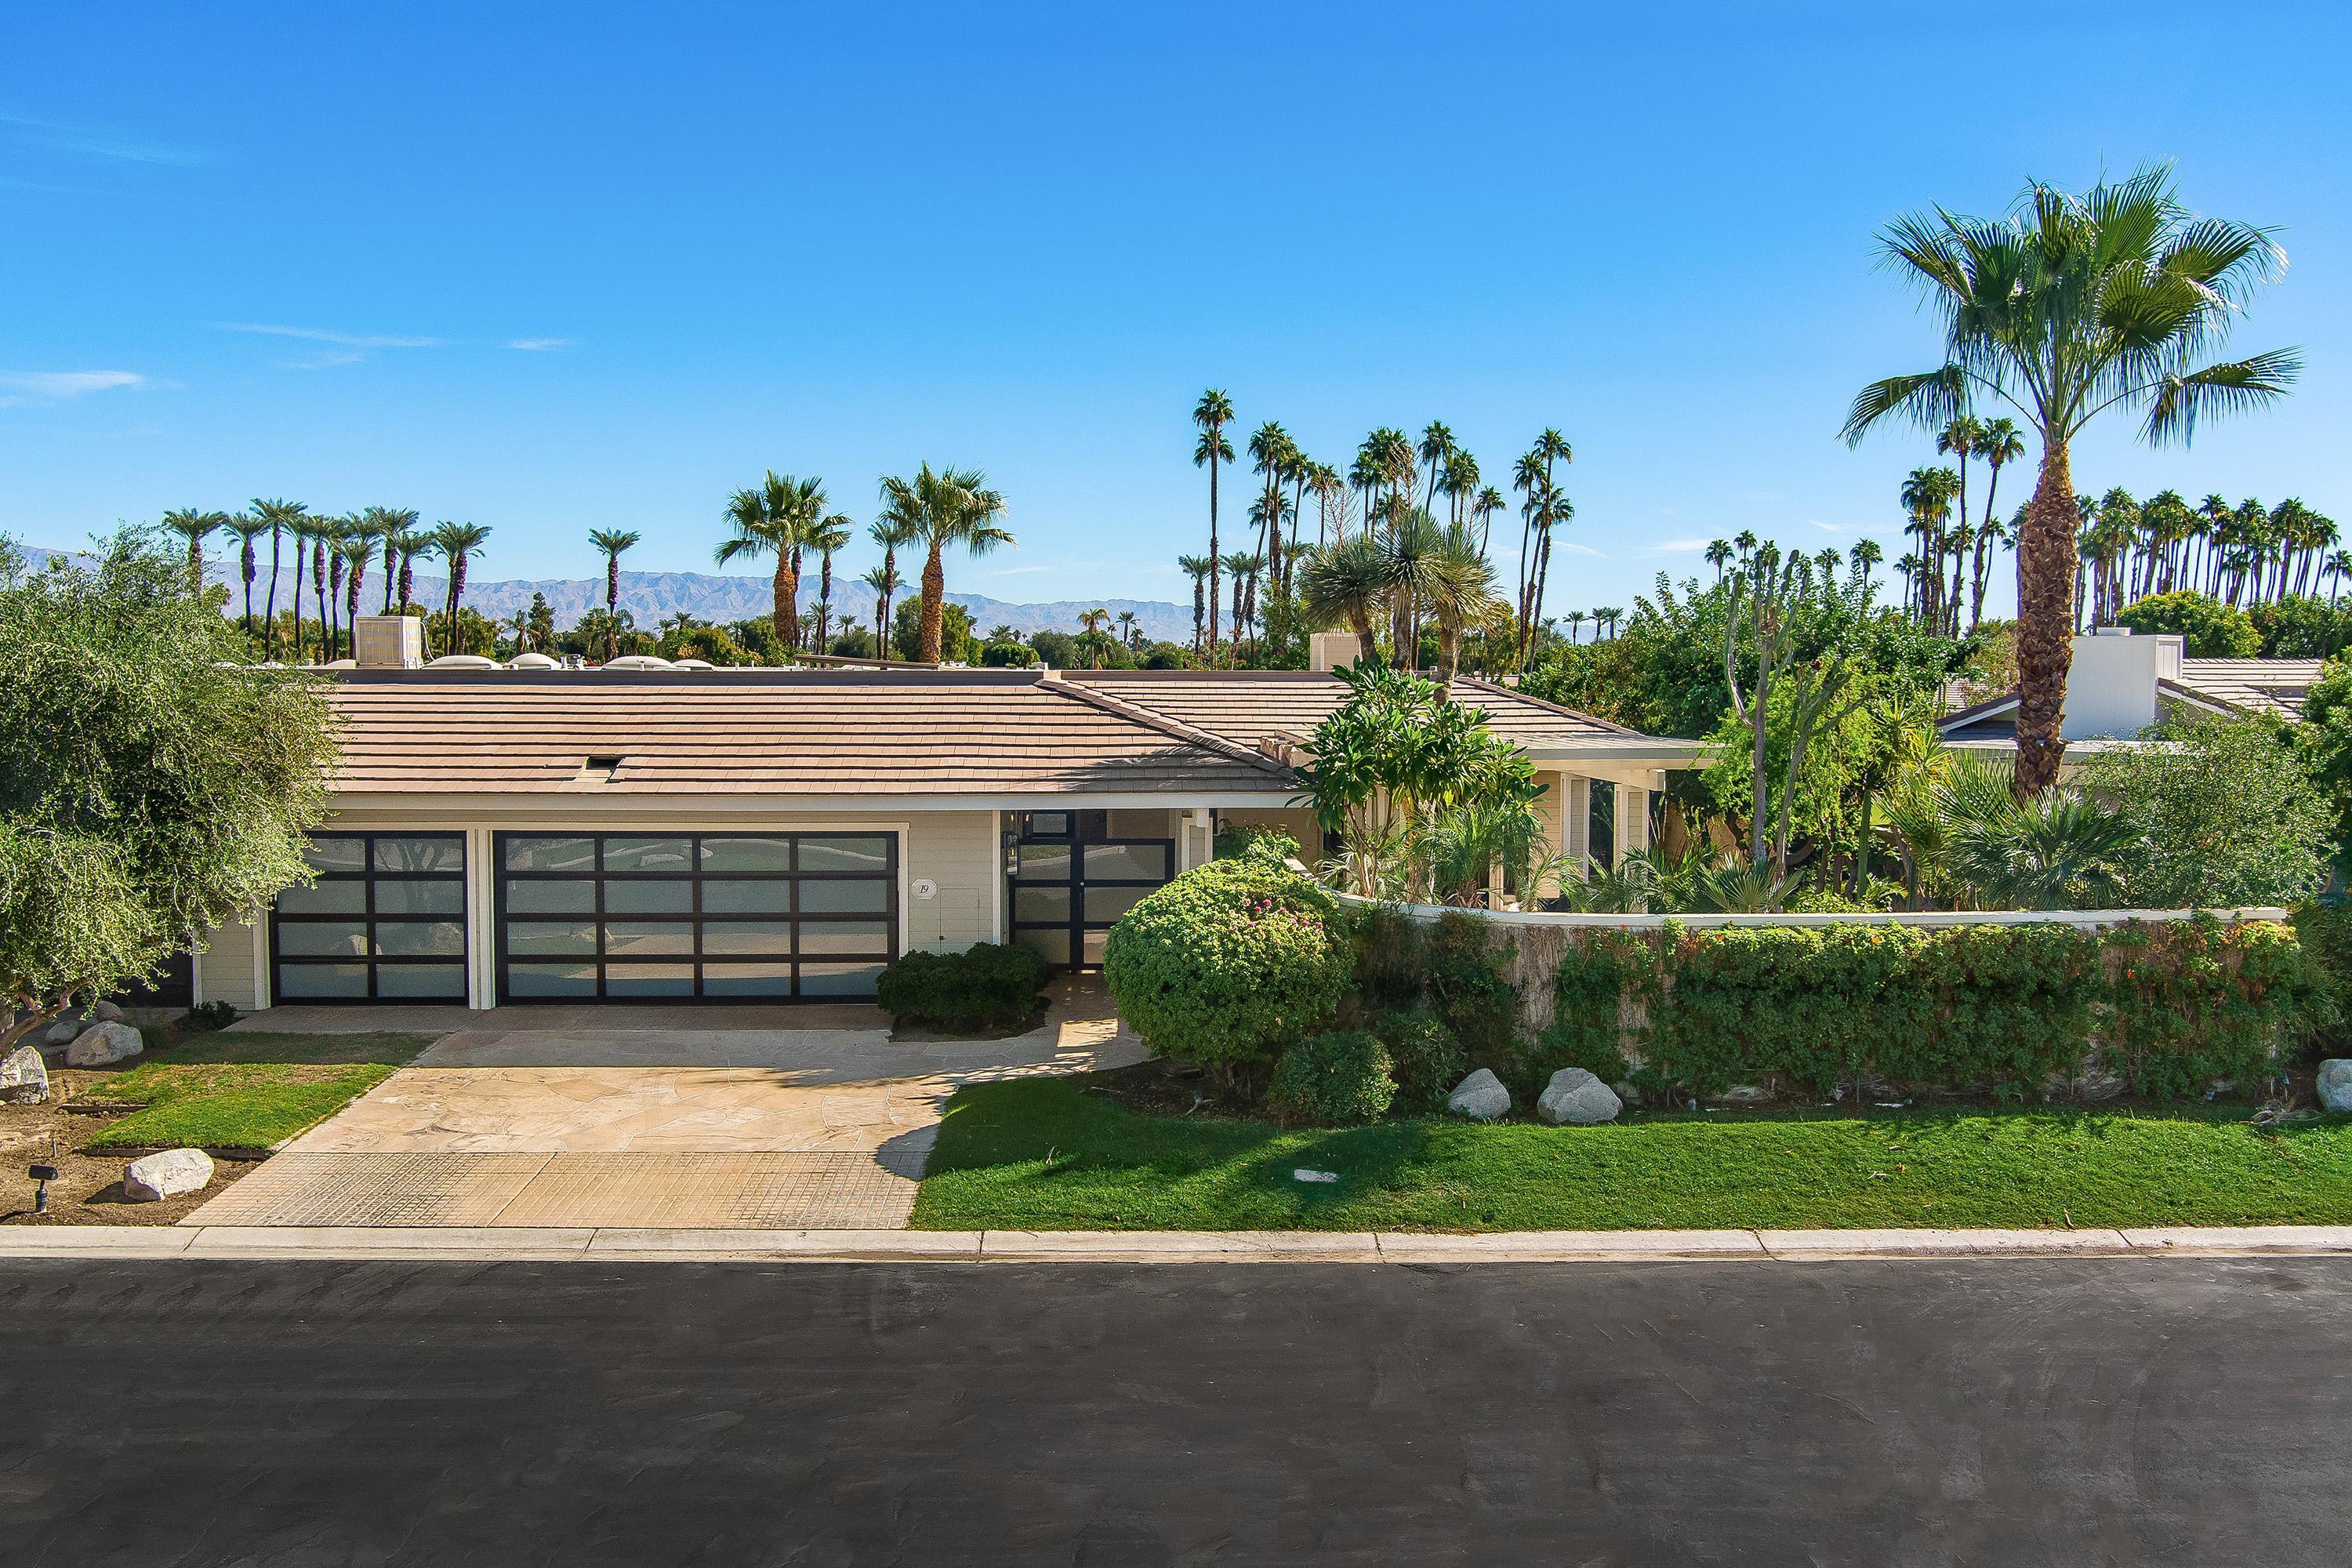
[603,655,677,671]
[577,754,626,784]
[510,652,561,670]
[426,654,501,670]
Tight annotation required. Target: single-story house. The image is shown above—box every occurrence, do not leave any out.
[1938,628,2327,762]
[187,623,1700,1011]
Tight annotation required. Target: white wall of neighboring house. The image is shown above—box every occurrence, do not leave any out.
[2065,630,2184,740]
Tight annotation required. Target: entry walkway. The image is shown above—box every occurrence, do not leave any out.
[190,979,1141,1230]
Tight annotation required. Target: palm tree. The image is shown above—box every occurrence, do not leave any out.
[251,498,306,659]
[1564,609,1586,644]
[1704,539,1733,583]
[1935,415,1985,633]
[222,511,268,636]
[1176,553,1215,654]
[878,463,1011,663]
[1192,390,1236,662]
[1299,535,1389,666]
[1899,466,1959,629]
[389,528,429,619]
[1849,537,1885,600]
[717,472,826,652]
[310,515,338,661]
[586,528,640,662]
[806,513,852,652]
[1470,485,1505,556]
[1417,421,1456,512]
[428,521,492,657]
[1844,165,2298,792]
[1116,609,1139,650]
[1247,421,1295,587]
[284,509,317,662]
[1076,607,1113,669]
[859,561,899,655]
[1424,523,1505,676]
[339,528,376,655]
[158,506,224,590]
[1220,549,1258,655]
[867,514,915,651]
[370,506,419,611]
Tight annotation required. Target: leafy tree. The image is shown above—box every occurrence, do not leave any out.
[2296,660,2352,869]
[0,535,336,1043]
[2250,595,2352,659]
[2080,713,2330,908]
[892,597,976,663]
[2114,590,2261,656]
[1844,165,2298,792]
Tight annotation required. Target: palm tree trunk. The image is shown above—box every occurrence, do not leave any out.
[2013,445,2080,795]
[771,556,800,654]
[240,544,256,635]
[264,526,282,658]
[289,543,305,662]
[1206,456,1221,665]
[918,545,946,663]
[605,554,621,661]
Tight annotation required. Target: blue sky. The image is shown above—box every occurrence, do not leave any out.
[5,2,2347,620]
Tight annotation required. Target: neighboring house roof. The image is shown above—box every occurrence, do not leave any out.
[1935,655,2330,742]
[327,668,1292,798]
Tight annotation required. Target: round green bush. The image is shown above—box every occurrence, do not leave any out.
[1270,1029,1396,1125]
[1371,1007,1467,1109]
[875,942,1048,1029]
[1102,858,1350,1069]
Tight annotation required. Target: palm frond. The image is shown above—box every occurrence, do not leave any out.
[1838,366,1967,446]
[2141,349,2302,447]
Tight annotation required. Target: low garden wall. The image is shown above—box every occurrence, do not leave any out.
[1338,895,2335,1105]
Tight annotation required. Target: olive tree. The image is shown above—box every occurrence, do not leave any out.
[0,533,337,1048]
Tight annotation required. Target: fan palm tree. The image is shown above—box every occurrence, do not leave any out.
[1470,485,1504,556]
[1193,390,1236,662]
[717,472,826,652]
[158,506,224,590]
[878,463,1011,664]
[251,498,306,659]
[1299,535,1389,665]
[1704,539,1733,583]
[1076,607,1113,669]
[369,506,419,611]
[1116,609,1139,650]
[1176,553,1215,653]
[428,521,492,656]
[859,561,898,655]
[1247,421,1294,583]
[284,509,318,661]
[313,515,343,660]
[804,513,852,652]
[1220,550,1258,655]
[1843,165,2299,791]
[867,513,915,649]
[222,511,268,636]
[586,528,640,662]
[1849,537,1886,601]
[339,528,377,655]
[1417,421,1456,512]
[389,528,430,619]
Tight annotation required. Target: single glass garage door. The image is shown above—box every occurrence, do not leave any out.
[271,833,469,1002]
[495,832,898,1002]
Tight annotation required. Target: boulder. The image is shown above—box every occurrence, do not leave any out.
[2318,1059,2352,1115]
[39,1011,89,1050]
[124,1149,214,1202]
[1446,1069,1511,1120]
[91,1000,126,1023]
[1537,1067,1623,1126]
[0,1045,49,1105]
[65,1022,143,1067]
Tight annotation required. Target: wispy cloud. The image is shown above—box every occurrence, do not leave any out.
[0,369,147,407]
[220,323,442,350]
[1649,538,1710,554]
[978,564,1056,579]
[506,337,573,351]
[1554,541,1604,557]
[0,112,206,166]
[1805,519,1844,533]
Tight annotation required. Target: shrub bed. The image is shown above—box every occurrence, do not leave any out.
[1543,916,2330,1102]
[1270,1030,1396,1125]
[875,942,1050,1031]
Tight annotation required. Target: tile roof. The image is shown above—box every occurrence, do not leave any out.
[325,669,1293,797]
[2176,658,2328,719]
[1061,670,1636,748]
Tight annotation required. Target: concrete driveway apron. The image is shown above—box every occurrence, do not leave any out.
[187,985,1140,1230]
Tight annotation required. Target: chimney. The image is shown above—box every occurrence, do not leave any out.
[352,615,425,670]
[1309,631,1362,673]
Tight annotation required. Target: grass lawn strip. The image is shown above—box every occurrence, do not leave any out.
[78,1033,438,1151]
[912,1078,2352,1233]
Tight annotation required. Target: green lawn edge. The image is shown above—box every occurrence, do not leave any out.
[910,1077,2352,1233]
[77,1032,439,1151]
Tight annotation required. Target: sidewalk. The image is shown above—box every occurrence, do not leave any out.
[5,1225,2350,1264]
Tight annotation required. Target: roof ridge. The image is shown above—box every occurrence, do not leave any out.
[1450,674,1639,736]
[1040,671,1294,776]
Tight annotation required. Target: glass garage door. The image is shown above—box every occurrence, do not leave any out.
[271,833,469,1002]
[495,832,898,1002]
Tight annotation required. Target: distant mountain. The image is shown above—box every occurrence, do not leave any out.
[26,546,1195,644]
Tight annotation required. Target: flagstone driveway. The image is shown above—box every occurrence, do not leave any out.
[187,981,1141,1230]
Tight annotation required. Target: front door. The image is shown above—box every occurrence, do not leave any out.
[1007,811,1174,970]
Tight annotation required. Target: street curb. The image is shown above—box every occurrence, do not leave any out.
[4,1225,2352,1264]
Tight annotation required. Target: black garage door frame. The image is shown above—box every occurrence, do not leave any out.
[492,829,902,1004]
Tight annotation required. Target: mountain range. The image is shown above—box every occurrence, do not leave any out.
[27,546,1196,643]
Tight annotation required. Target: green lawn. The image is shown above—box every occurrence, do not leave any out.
[910,1077,2352,1232]
[78,1033,438,1151]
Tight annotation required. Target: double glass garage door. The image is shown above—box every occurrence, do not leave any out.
[496,832,897,1001]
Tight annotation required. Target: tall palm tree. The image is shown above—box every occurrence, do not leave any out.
[1176,553,1215,654]
[867,514,915,651]
[158,506,224,590]
[1849,537,1886,600]
[1116,609,1139,650]
[806,513,852,652]
[1417,421,1457,512]
[1192,390,1236,662]
[1844,165,2298,792]
[1704,539,1733,583]
[717,471,826,652]
[1439,447,1479,528]
[859,562,898,655]
[311,515,339,661]
[1076,607,1112,669]
[1424,523,1505,676]
[1899,466,1959,630]
[428,521,492,657]
[389,528,429,619]
[878,463,1011,664]
[1247,421,1294,585]
[1299,535,1390,666]
[1564,610,1587,644]
[339,528,376,655]
[284,509,317,662]
[1469,485,1504,556]
[251,498,306,659]
[1220,550,1258,655]
[222,511,268,636]
[370,506,419,611]
[1935,414,1985,632]
[586,528,640,662]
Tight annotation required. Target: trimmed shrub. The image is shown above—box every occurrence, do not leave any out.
[1371,1007,1468,1109]
[1543,916,2331,1102]
[1214,824,1301,866]
[2116,590,2263,657]
[1270,1030,1396,1125]
[876,942,1049,1030]
[1103,858,1350,1070]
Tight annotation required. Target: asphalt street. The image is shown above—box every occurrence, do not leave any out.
[2,1254,2347,1566]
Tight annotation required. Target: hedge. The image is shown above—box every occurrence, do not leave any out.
[1543,916,2331,1102]
[875,942,1049,1030]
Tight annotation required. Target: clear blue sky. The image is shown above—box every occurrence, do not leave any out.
[5,2,2346,619]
